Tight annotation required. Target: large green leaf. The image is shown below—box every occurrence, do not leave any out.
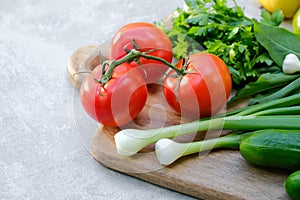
[254,22,300,66]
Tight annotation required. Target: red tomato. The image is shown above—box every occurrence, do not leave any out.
[163,52,232,119]
[80,63,147,127]
[109,22,173,84]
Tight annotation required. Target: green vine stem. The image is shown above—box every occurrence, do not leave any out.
[95,48,184,85]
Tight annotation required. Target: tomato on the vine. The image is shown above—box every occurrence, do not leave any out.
[163,52,232,119]
[80,63,147,127]
[109,22,173,83]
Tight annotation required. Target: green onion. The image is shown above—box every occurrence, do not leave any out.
[252,106,300,116]
[155,133,242,165]
[114,93,300,156]
[234,93,300,116]
[248,76,300,105]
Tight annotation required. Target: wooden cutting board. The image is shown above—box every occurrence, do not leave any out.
[90,84,290,200]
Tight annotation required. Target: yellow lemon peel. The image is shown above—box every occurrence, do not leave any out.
[258,0,300,18]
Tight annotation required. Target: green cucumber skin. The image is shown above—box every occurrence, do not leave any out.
[240,130,300,171]
[285,170,300,200]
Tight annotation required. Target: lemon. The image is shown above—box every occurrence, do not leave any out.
[258,0,300,18]
[293,8,300,34]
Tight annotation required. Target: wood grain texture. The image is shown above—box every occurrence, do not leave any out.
[67,44,109,89]
[91,84,290,200]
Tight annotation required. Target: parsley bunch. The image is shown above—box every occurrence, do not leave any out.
[159,0,284,88]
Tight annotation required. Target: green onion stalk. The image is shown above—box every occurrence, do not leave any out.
[114,93,300,157]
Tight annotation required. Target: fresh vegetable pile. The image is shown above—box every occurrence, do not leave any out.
[158,0,300,96]
[76,0,300,199]
[157,0,283,87]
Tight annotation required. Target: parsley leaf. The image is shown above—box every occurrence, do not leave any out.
[158,0,284,88]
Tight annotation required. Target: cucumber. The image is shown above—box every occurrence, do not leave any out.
[239,129,300,170]
[285,170,300,200]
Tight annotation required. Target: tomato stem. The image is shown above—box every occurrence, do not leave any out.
[131,49,184,75]
[95,48,184,84]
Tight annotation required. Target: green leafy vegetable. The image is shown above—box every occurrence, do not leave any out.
[260,9,284,26]
[254,22,300,66]
[158,0,284,87]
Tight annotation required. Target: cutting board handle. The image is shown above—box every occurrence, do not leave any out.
[67,44,109,89]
